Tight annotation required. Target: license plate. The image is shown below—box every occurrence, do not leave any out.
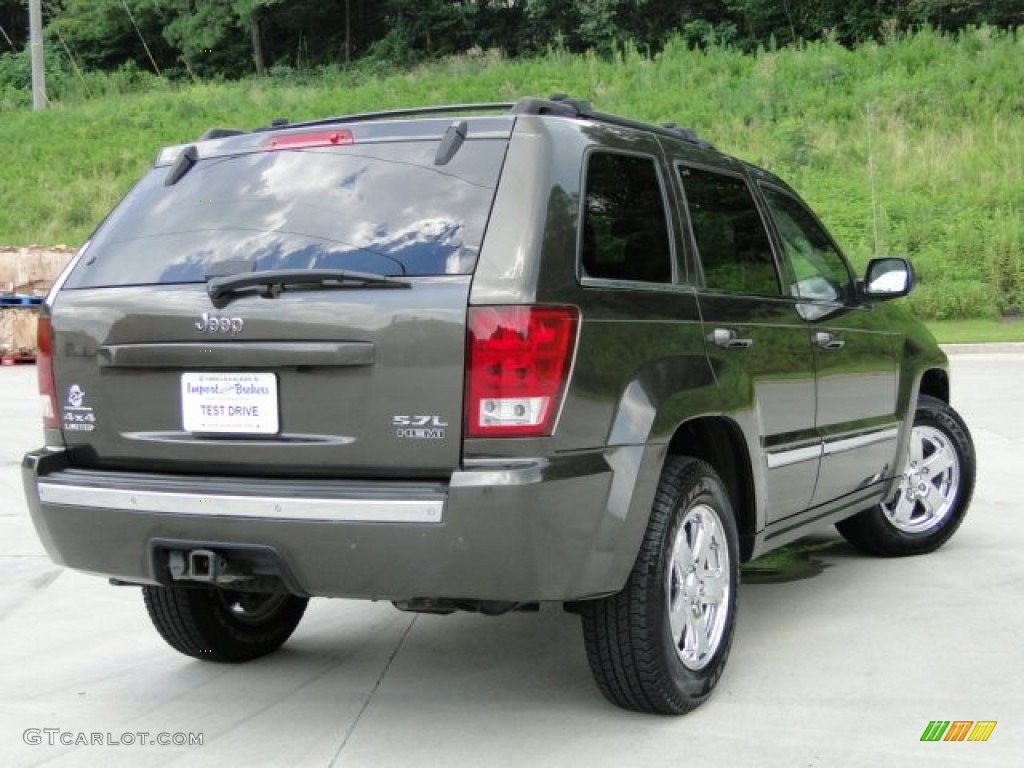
[181,373,279,435]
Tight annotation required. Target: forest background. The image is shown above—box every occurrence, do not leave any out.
[1,1,1022,322]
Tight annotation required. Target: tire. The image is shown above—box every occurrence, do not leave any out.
[836,395,975,557]
[143,586,308,662]
[579,457,739,715]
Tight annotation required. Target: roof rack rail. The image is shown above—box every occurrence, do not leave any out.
[197,128,246,141]
[272,102,516,132]
[511,93,594,118]
[659,122,715,150]
[512,93,715,150]
[199,95,713,150]
[248,117,291,133]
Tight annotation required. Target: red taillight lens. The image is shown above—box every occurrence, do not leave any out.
[465,305,579,438]
[263,130,354,151]
[37,315,59,429]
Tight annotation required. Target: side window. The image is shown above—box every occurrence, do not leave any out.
[581,152,673,284]
[761,186,853,303]
[678,166,780,296]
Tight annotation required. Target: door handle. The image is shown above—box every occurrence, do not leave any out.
[815,331,845,350]
[710,328,754,349]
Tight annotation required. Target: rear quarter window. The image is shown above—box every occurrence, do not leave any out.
[580,151,674,284]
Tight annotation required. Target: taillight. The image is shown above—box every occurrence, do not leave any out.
[465,305,579,438]
[37,314,59,429]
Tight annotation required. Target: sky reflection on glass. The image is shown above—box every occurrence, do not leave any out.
[69,140,504,288]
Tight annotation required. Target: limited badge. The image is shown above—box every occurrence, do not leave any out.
[62,384,97,432]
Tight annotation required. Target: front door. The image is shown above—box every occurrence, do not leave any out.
[759,185,902,507]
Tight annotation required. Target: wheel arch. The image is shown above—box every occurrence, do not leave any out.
[918,368,949,403]
[666,416,757,561]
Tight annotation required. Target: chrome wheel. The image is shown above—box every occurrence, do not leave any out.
[581,458,738,713]
[667,503,731,671]
[883,425,960,534]
[836,396,975,558]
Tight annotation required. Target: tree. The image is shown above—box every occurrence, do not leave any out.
[162,2,246,77]
[26,0,1024,85]
[47,0,176,73]
[162,0,288,77]
[233,0,285,76]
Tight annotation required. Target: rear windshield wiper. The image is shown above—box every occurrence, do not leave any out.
[207,268,410,303]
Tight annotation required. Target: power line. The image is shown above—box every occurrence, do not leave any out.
[52,24,92,99]
[39,0,93,100]
[0,22,17,53]
[119,0,162,76]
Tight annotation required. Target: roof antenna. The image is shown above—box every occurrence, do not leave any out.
[865,103,880,257]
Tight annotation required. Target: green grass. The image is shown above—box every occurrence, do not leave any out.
[1,27,1022,319]
[926,318,1024,344]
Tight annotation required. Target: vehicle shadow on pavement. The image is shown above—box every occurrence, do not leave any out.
[283,601,604,713]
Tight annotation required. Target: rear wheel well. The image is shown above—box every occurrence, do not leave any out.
[919,368,949,403]
[667,417,755,561]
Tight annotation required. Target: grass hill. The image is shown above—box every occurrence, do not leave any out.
[2,27,1021,319]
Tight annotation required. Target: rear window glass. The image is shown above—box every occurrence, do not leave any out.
[581,152,674,284]
[65,139,507,288]
[678,165,781,296]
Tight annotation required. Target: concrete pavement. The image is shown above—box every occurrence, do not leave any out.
[1,356,1021,767]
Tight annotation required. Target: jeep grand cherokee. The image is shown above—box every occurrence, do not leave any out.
[23,96,975,714]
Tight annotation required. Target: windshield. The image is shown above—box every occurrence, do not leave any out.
[65,139,507,288]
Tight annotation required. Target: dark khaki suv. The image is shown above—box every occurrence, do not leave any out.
[23,96,975,715]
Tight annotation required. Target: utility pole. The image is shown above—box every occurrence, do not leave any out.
[29,0,47,109]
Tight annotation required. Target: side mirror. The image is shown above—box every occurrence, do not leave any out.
[863,257,914,300]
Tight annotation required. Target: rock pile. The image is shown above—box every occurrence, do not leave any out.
[0,246,76,360]
[0,245,77,295]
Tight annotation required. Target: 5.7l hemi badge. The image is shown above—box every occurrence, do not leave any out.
[393,415,447,440]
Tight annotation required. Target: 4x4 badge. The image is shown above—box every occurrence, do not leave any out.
[62,383,96,432]
[195,312,244,335]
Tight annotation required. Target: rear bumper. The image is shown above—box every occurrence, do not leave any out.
[23,446,659,602]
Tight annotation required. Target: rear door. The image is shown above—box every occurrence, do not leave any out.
[51,119,511,478]
[676,163,820,523]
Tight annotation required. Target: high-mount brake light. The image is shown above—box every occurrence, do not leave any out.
[465,305,579,438]
[263,130,354,151]
[37,315,58,430]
